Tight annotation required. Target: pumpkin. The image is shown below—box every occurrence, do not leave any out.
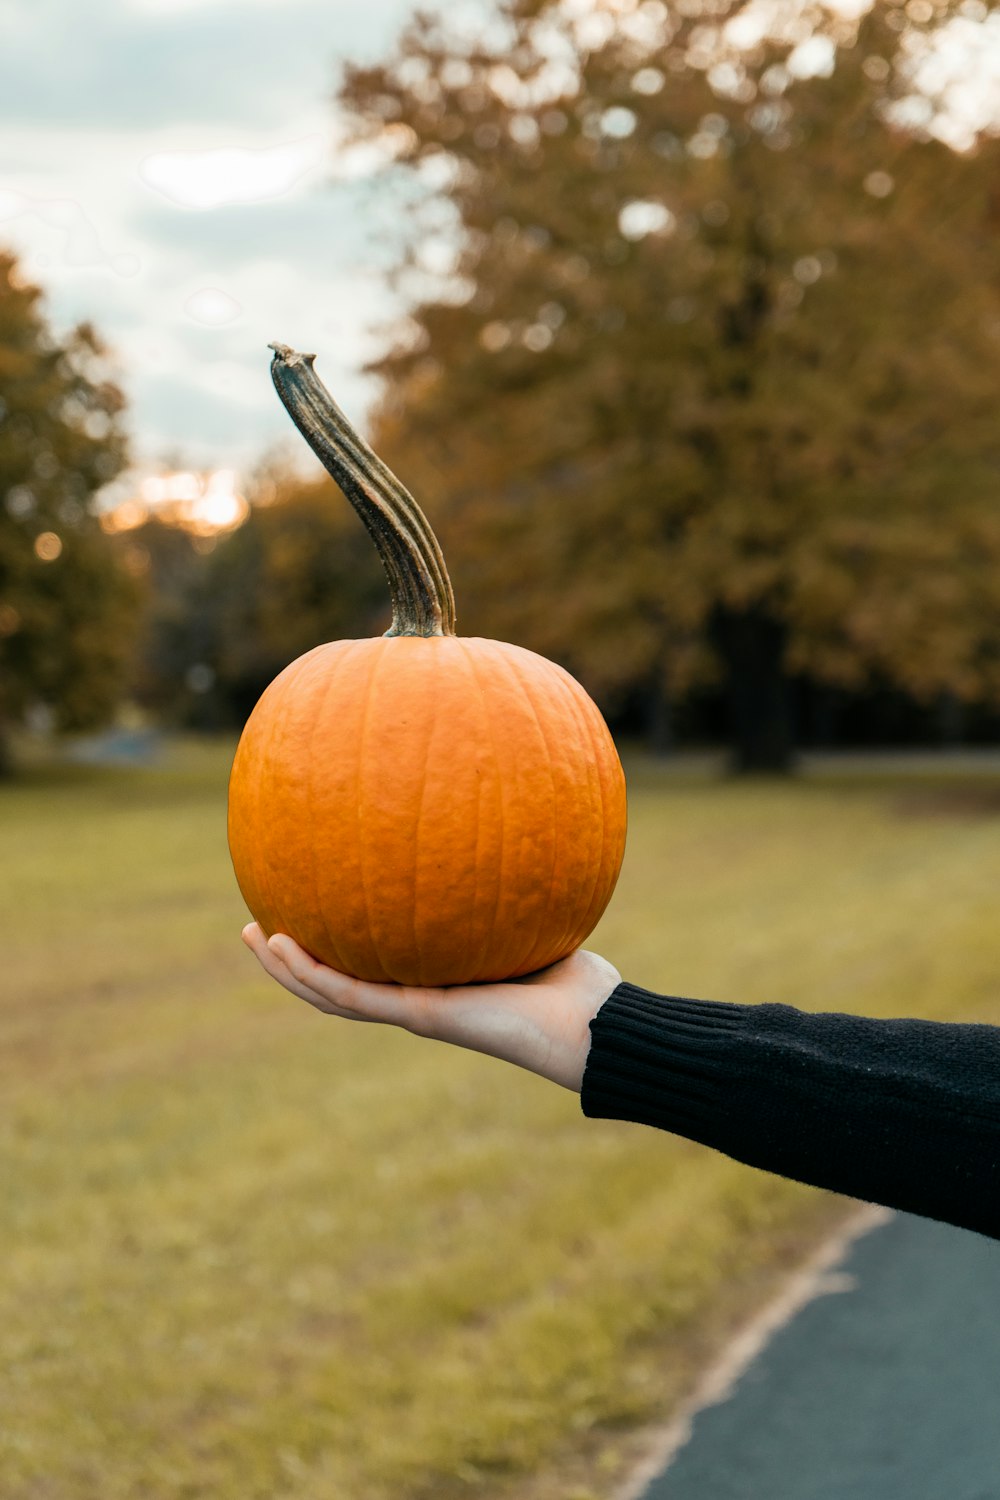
[227,343,626,986]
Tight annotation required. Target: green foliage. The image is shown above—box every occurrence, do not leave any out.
[338,0,1000,763]
[118,517,221,726]
[0,251,136,758]
[3,741,1000,1498]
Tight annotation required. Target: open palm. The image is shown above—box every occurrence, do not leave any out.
[242,924,620,1091]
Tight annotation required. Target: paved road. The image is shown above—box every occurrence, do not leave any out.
[639,1213,1000,1500]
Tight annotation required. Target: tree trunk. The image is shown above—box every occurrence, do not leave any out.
[807,683,842,749]
[0,723,12,779]
[937,691,965,748]
[713,607,796,774]
[644,653,673,757]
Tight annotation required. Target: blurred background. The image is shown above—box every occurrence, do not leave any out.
[3,0,1000,770]
[3,3,1000,1499]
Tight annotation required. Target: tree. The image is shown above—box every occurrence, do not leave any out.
[337,0,1000,769]
[117,515,220,728]
[0,251,136,771]
[175,465,383,729]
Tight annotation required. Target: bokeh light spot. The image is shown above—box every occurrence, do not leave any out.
[619,200,676,240]
[631,67,665,95]
[34,531,63,561]
[864,170,895,197]
[6,486,35,518]
[601,106,638,139]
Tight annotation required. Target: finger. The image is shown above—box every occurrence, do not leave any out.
[242,923,363,1018]
[267,934,431,1028]
[242,921,330,1003]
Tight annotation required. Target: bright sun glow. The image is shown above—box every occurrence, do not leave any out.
[102,469,250,537]
[139,136,325,210]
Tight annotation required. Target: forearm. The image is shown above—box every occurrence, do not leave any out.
[581,983,1000,1240]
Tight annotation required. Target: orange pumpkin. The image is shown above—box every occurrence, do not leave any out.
[227,344,626,986]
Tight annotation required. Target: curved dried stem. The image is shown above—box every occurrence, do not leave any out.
[269,343,456,638]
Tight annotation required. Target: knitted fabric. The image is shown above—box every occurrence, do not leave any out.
[582,983,1000,1239]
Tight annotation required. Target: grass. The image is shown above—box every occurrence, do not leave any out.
[2,739,1000,1500]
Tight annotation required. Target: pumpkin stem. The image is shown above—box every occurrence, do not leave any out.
[268,343,457,638]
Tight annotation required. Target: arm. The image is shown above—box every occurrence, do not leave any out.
[243,926,1000,1240]
[582,983,1000,1241]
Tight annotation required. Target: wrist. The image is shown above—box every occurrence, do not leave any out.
[557,978,619,1093]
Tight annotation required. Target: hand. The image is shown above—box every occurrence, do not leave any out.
[241,924,621,1092]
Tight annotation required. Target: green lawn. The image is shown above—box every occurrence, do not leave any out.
[3,740,999,1500]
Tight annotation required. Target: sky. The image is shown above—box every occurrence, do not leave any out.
[3,0,999,491]
[0,0,426,480]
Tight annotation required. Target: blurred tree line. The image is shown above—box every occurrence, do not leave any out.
[120,469,388,730]
[3,0,1000,772]
[0,252,135,773]
[337,0,1000,769]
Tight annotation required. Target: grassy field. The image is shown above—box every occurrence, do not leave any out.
[3,739,1000,1500]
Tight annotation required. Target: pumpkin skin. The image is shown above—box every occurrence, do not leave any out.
[228,343,627,988]
[228,634,626,986]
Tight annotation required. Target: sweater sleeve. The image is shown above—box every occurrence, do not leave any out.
[580,982,1000,1240]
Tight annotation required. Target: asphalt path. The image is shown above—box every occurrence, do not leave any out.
[638,1212,1000,1500]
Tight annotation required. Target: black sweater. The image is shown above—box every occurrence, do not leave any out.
[580,983,1000,1240]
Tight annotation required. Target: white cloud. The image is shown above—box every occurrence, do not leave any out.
[0,183,140,278]
[125,0,286,11]
[0,0,439,472]
[183,287,243,325]
[139,135,326,209]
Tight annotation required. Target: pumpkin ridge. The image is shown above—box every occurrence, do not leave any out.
[244,730,272,935]
[261,663,308,943]
[253,690,285,941]
[251,652,317,942]
[571,676,615,947]
[461,640,510,981]
[534,666,599,967]
[355,637,390,978]
[228,734,259,932]
[492,643,561,976]
[229,745,263,935]
[407,643,443,985]
[309,641,355,972]
[457,638,509,983]
[454,640,487,979]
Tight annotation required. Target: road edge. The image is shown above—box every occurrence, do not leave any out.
[611,1201,894,1500]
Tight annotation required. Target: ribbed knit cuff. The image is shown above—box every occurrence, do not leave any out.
[580,981,1000,1240]
[581,981,751,1142]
